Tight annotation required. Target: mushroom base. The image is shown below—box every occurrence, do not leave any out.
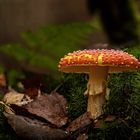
[86,66,108,119]
[87,93,106,119]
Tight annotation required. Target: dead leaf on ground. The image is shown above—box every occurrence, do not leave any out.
[94,119,104,128]
[94,115,116,128]
[25,87,40,99]
[2,91,32,106]
[66,112,92,133]
[76,133,88,140]
[4,112,68,140]
[105,115,116,122]
[24,92,68,128]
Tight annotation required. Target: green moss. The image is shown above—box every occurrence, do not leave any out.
[88,120,132,140]
[105,72,135,117]
[101,46,140,139]
[58,73,87,119]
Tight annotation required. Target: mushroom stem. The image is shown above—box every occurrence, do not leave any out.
[87,66,108,119]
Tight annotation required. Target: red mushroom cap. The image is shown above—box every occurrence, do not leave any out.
[58,49,140,73]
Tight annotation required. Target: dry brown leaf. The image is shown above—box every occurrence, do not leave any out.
[25,88,40,99]
[105,115,116,122]
[3,91,33,106]
[76,133,88,140]
[94,115,116,128]
[94,119,104,128]
[4,112,68,140]
[24,92,68,128]
[66,112,92,133]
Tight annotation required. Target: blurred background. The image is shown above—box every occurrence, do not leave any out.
[0,0,139,87]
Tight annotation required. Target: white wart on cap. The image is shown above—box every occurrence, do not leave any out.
[58,49,139,73]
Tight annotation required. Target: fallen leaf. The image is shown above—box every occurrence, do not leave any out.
[94,115,116,128]
[76,133,88,140]
[4,112,69,140]
[94,119,104,128]
[24,92,68,127]
[10,104,36,119]
[66,112,92,133]
[3,91,32,106]
[105,115,116,122]
[25,88,40,99]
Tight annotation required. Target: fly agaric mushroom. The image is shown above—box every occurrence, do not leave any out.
[58,49,140,119]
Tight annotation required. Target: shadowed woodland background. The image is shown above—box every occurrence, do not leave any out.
[0,0,140,139]
[0,0,90,43]
[0,0,139,75]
